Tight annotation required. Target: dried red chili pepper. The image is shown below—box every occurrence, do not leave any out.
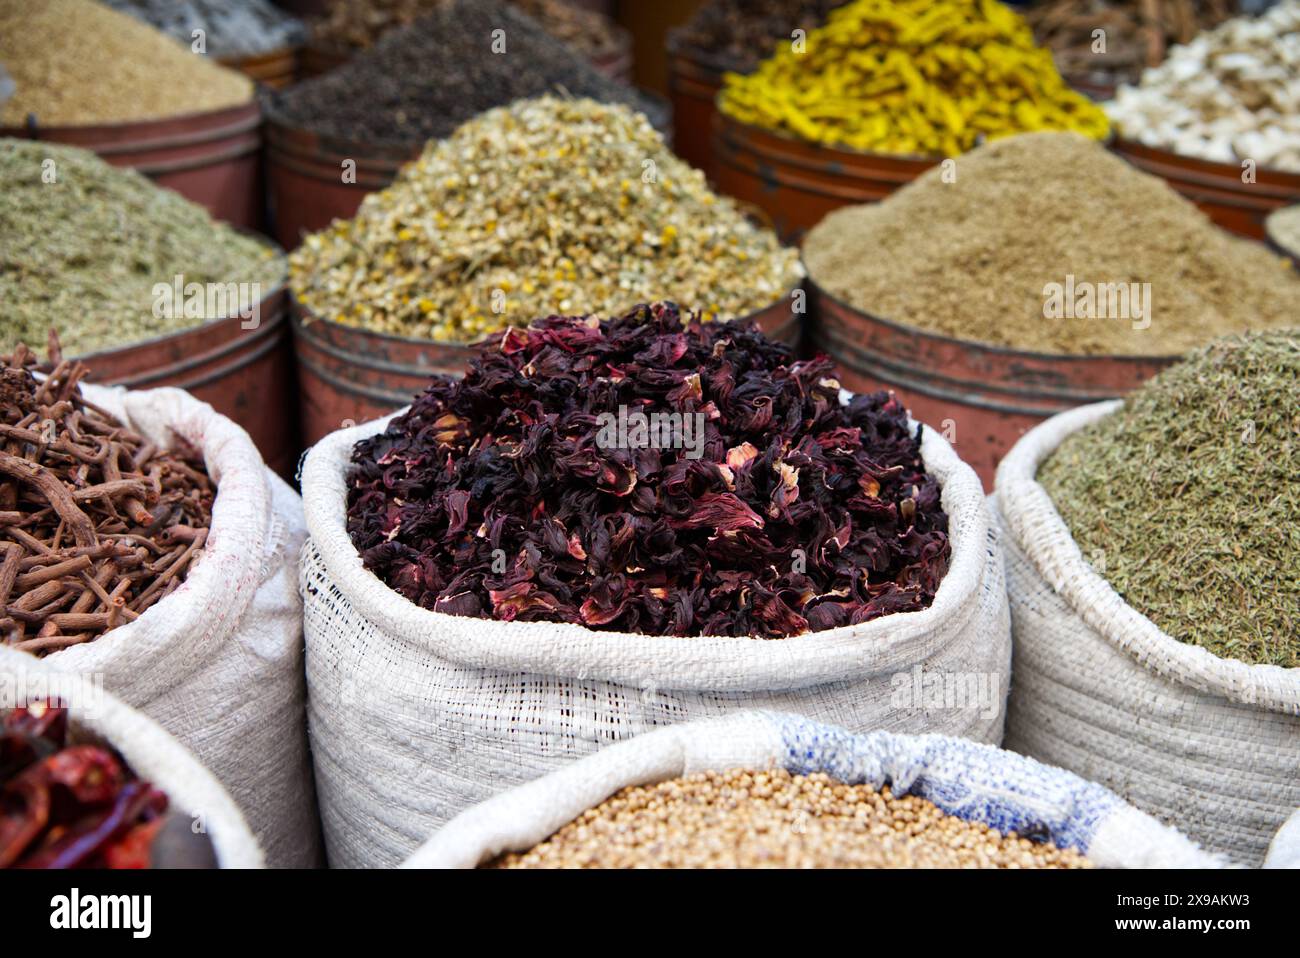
[0,699,168,869]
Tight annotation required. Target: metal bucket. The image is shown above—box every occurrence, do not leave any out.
[2,101,263,228]
[76,282,299,478]
[1112,138,1300,240]
[665,36,727,179]
[713,112,940,242]
[292,292,804,445]
[264,118,416,249]
[219,46,298,89]
[808,282,1176,489]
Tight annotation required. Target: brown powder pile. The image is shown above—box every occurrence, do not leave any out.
[0,0,253,126]
[488,769,1092,869]
[802,132,1299,356]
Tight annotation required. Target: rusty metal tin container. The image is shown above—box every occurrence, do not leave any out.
[292,292,804,445]
[665,35,727,179]
[77,282,299,478]
[1112,138,1300,240]
[713,112,940,242]
[2,101,263,228]
[219,46,299,89]
[808,282,1176,490]
[264,119,416,249]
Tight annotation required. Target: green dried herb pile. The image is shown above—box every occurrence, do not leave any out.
[0,140,284,356]
[1040,331,1300,667]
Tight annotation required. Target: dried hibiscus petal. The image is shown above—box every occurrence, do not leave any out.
[346,303,950,639]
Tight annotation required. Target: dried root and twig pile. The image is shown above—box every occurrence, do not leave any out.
[0,338,213,655]
[1028,0,1241,85]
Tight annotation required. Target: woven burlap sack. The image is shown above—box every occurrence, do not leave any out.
[301,407,1010,868]
[402,711,1220,868]
[996,400,1300,867]
[29,384,318,868]
[0,646,263,867]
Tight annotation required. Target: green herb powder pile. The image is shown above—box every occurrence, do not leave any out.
[0,139,284,356]
[1040,331,1300,667]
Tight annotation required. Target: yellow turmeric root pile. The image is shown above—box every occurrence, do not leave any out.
[719,0,1109,156]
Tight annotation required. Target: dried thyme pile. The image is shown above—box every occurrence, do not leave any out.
[1040,332,1300,667]
[0,140,284,357]
[291,96,801,341]
[273,0,660,147]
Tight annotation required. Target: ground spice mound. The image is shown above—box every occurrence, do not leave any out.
[272,0,659,147]
[802,132,1300,356]
[0,140,284,356]
[0,0,253,125]
[719,0,1108,157]
[1040,332,1300,667]
[346,304,950,639]
[291,96,801,342]
[672,0,845,73]
[488,769,1092,868]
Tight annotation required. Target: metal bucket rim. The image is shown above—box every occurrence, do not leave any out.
[291,287,801,351]
[217,45,302,67]
[665,31,747,77]
[263,113,423,160]
[74,276,289,365]
[1,98,260,139]
[807,277,1181,364]
[1113,136,1300,185]
[716,110,947,164]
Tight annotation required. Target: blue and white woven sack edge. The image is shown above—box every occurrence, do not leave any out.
[400,711,1223,869]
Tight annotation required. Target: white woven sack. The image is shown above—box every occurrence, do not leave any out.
[28,383,318,868]
[0,646,263,867]
[302,404,1010,868]
[402,710,1220,868]
[996,401,1300,867]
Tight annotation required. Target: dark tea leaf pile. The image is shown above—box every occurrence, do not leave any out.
[0,700,168,869]
[346,304,950,638]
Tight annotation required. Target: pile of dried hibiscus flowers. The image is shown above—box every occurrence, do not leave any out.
[346,303,950,638]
